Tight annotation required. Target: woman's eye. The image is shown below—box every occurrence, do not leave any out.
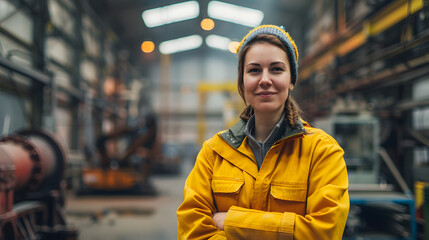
[248,68,260,73]
[272,67,284,72]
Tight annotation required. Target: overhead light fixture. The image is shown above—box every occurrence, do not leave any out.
[142,1,200,28]
[207,1,264,27]
[206,35,231,51]
[141,41,155,53]
[201,18,215,31]
[228,41,240,53]
[159,35,202,54]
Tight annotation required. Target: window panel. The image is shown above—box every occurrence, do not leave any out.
[413,107,429,130]
[413,77,429,100]
[82,15,100,57]
[0,5,33,45]
[60,0,75,10]
[80,59,98,85]
[0,1,16,21]
[46,63,72,87]
[55,106,72,149]
[0,91,28,135]
[46,37,72,66]
[104,42,115,66]
[0,34,33,67]
[48,0,75,36]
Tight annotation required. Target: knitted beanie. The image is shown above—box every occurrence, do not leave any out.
[237,25,299,85]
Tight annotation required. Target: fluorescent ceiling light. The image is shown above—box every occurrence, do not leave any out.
[208,1,264,27]
[142,1,199,28]
[206,35,231,51]
[159,35,203,54]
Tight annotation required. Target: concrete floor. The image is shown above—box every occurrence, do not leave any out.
[65,159,193,240]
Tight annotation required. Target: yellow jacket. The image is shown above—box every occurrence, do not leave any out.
[177,119,349,239]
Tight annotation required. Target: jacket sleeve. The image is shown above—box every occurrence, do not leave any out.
[177,141,227,240]
[223,135,350,240]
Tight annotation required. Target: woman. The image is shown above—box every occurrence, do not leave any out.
[177,25,349,240]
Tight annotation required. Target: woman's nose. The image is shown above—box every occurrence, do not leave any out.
[259,70,271,86]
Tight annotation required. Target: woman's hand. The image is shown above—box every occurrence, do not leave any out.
[212,212,227,230]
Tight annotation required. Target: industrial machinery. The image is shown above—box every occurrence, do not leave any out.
[0,129,77,240]
[314,115,416,239]
[79,113,158,195]
[293,0,428,238]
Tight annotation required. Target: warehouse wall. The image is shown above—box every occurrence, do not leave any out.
[148,47,239,143]
[0,0,148,159]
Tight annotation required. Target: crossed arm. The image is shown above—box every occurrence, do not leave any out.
[177,140,349,240]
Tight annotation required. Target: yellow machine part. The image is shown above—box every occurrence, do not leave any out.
[415,181,429,211]
[197,82,244,144]
[82,168,140,191]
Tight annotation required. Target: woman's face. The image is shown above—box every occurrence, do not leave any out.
[243,41,294,116]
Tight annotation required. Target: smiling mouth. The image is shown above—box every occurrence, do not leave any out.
[256,92,275,97]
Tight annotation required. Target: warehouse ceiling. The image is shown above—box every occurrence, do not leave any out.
[87,0,313,62]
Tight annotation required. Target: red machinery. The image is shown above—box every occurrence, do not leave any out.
[0,129,77,240]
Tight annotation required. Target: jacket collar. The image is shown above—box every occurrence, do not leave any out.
[219,117,306,149]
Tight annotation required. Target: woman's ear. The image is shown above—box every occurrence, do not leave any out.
[289,83,295,91]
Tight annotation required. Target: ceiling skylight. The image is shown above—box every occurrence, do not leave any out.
[207,1,264,27]
[206,35,231,51]
[142,1,200,28]
[159,35,203,54]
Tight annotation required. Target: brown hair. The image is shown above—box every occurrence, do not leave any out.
[237,34,302,127]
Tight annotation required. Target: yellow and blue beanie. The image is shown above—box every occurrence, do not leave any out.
[237,25,299,85]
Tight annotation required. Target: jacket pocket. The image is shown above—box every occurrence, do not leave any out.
[269,182,307,215]
[212,178,244,212]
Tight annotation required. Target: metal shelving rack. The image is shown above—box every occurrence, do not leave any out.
[296,0,428,238]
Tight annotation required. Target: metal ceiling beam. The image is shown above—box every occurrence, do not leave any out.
[299,0,425,81]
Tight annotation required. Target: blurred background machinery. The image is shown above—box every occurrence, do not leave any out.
[0,129,77,240]
[316,115,416,239]
[294,0,429,238]
[77,112,159,195]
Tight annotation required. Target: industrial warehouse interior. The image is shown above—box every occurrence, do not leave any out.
[0,0,429,239]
